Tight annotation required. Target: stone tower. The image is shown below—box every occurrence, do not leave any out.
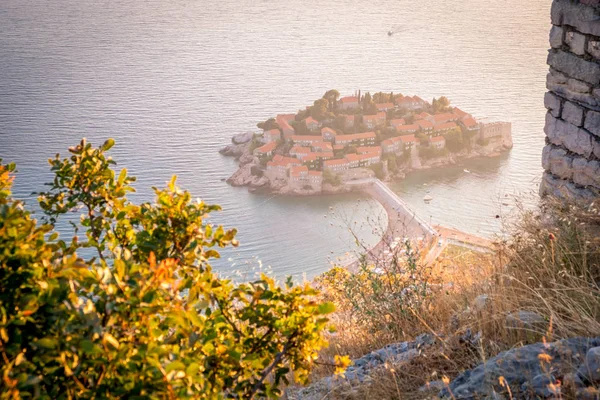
[541,0,600,199]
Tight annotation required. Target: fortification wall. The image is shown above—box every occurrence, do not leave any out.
[541,0,600,199]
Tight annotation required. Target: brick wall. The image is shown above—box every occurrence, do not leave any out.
[541,0,600,199]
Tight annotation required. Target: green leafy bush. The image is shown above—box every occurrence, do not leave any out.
[322,169,341,186]
[316,242,431,337]
[0,139,345,399]
[418,146,448,160]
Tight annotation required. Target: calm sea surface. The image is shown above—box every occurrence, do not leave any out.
[0,0,549,279]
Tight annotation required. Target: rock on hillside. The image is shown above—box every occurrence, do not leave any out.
[439,337,600,399]
[225,163,268,188]
[232,131,254,145]
[219,141,251,159]
[286,334,435,400]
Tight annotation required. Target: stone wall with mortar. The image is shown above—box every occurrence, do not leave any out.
[541,0,600,199]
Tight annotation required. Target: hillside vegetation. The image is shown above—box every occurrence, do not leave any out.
[2,139,599,399]
[0,139,348,399]
[300,198,600,399]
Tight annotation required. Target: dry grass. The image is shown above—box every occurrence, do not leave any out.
[304,198,600,399]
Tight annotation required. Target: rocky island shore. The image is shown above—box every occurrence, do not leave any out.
[220,90,513,196]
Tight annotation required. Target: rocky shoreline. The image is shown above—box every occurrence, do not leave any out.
[219,131,512,196]
[220,132,357,196]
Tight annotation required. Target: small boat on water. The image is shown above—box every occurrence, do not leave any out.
[464,169,471,173]
[423,195,433,203]
[388,30,394,36]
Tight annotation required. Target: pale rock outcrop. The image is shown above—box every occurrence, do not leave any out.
[231,131,254,145]
[225,163,268,187]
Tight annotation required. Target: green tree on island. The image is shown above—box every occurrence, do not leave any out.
[445,128,464,153]
[432,96,452,113]
[322,89,340,112]
[257,118,279,131]
[310,98,331,121]
[0,140,349,399]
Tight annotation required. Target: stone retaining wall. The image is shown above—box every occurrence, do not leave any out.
[541,0,600,199]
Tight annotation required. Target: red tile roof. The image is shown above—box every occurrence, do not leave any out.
[433,113,457,124]
[265,128,281,136]
[290,135,323,142]
[461,117,478,128]
[363,112,386,122]
[290,165,308,175]
[336,131,377,142]
[430,136,445,143]
[382,136,403,146]
[345,153,380,162]
[277,114,296,123]
[321,127,336,135]
[415,119,434,129]
[356,146,382,154]
[452,108,470,119]
[305,116,318,125]
[290,145,311,154]
[340,96,359,103]
[396,125,419,132]
[434,121,458,131]
[255,142,277,153]
[390,118,406,127]
[312,141,333,151]
[376,102,394,110]
[399,134,416,143]
[272,154,301,164]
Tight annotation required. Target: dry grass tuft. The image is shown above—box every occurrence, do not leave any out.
[303,198,600,399]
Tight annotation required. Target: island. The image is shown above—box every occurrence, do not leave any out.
[220,90,513,195]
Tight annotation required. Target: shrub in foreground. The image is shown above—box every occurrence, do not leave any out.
[0,139,348,399]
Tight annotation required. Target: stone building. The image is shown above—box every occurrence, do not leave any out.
[479,122,512,141]
[542,0,600,199]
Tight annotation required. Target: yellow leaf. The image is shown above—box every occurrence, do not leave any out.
[103,332,120,349]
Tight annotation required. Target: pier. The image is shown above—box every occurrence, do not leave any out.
[342,178,493,270]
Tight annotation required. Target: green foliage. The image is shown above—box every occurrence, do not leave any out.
[322,170,341,186]
[316,242,430,336]
[369,162,385,180]
[385,154,398,172]
[310,99,331,121]
[333,115,347,131]
[476,137,490,146]
[289,120,310,136]
[363,101,377,116]
[444,128,464,153]
[0,140,342,399]
[322,90,340,112]
[397,148,410,164]
[257,118,279,131]
[432,96,451,114]
[248,137,263,154]
[418,146,449,160]
[295,109,309,122]
[252,163,266,174]
[415,132,429,146]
